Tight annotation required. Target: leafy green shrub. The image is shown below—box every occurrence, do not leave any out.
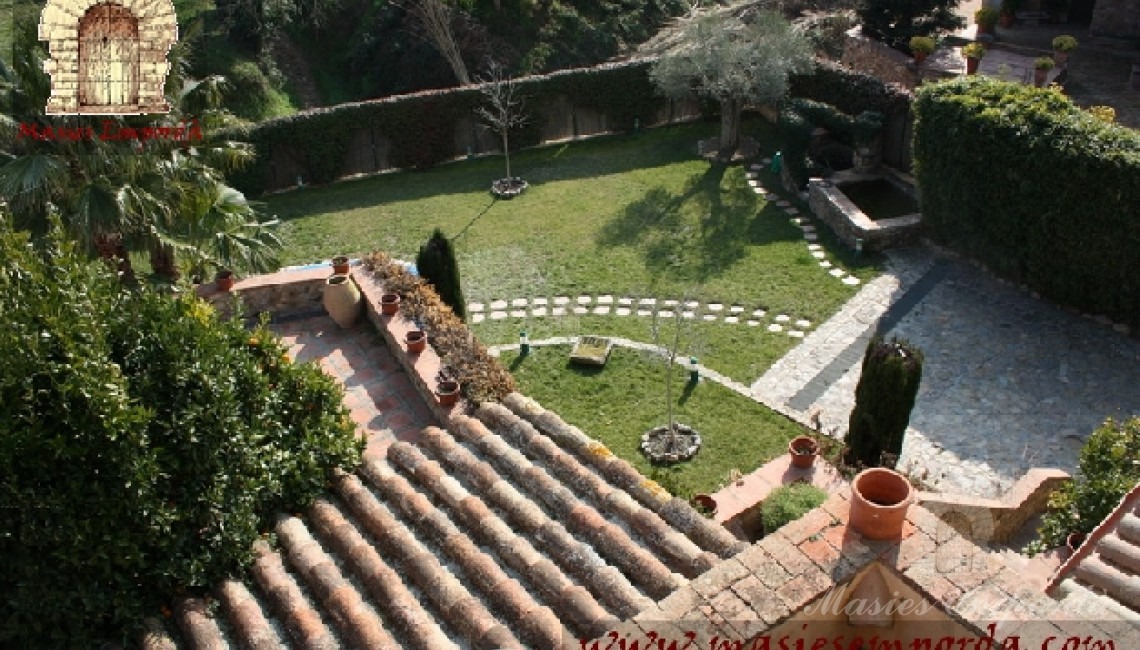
[777,106,813,190]
[0,216,363,647]
[225,60,278,122]
[845,336,923,469]
[761,482,828,534]
[415,228,468,322]
[909,36,937,55]
[859,0,966,49]
[912,77,1140,327]
[1027,417,1140,555]
[365,251,515,404]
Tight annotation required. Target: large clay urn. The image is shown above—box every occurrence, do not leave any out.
[323,273,363,328]
[849,468,913,540]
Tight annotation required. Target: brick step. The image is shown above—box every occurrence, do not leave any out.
[501,392,749,558]
[333,468,523,649]
[416,424,654,619]
[448,413,686,600]
[477,402,718,578]
[388,439,618,639]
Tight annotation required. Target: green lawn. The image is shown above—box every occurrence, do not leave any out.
[268,120,883,384]
[499,345,811,500]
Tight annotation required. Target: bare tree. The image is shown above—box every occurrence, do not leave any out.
[475,58,527,182]
[398,0,471,85]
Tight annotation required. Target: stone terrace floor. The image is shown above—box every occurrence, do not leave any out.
[272,315,437,459]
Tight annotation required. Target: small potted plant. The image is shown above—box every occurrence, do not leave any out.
[962,42,987,75]
[435,378,461,407]
[1034,56,1055,87]
[404,329,426,353]
[788,435,820,469]
[999,0,1020,28]
[1052,35,1077,66]
[975,7,1000,34]
[691,494,718,517]
[215,269,235,291]
[331,255,351,275]
[380,293,401,315]
[909,36,937,65]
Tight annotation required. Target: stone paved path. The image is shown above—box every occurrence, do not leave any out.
[272,315,437,459]
[753,247,1140,499]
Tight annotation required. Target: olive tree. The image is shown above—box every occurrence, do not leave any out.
[650,8,814,159]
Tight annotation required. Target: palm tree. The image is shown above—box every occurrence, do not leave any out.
[0,15,280,283]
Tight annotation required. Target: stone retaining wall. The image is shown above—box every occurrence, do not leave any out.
[917,468,1071,543]
[196,266,330,322]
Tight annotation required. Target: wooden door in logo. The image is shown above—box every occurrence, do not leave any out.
[78,3,139,109]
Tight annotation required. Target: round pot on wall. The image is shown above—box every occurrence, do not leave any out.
[323,274,363,328]
[435,380,461,407]
[788,435,820,469]
[380,293,401,316]
[332,255,351,275]
[405,330,426,354]
[849,468,914,540]
[215,269,235,292]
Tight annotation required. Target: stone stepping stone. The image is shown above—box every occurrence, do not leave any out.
[775,314,791,323]
[788,330,805,338]
[702,314,717,322]
[490,300,508,310]
[658,310,674,318]
[829,268,846,278]
[807,244,822,251]
[804,233,819,242]
[532,307,548,317]
[747,179,761,187]
[619,297,634,305]
[776,200,791,208]
[597,295,614,304]
[510,309,528,318]
[752,309,766,318]
[510,298,528,307]
[616,307,631,316]
[682,311,696,319]
[639,298,657,306]
[469,302,485,312]
[636,309,653,317]
[685,300,699,308]
[533,297,548,306]
[552,307,567,316]
[662,299,679,307]
[707,303,724,312]
[784,207,800,215]
[750,163,765,171]
[751,186,764,194]
[768,323,783,332]
[491,311,508,320]
[761,157,772,165]
[471,313,485,324]
[593,306,611,315]
[819,260,832,268]
[553,296,570,306]
[843,276,862,286]
[729,305,744,313]
[577,295,592,305]
[790,217,807,225]
[812,251,827,259]
[801,225,816,233]
[724,316,739,324]
[796,319,812,329]
[747,320,760,327]
[764,193,780,201]
[573,307,588,315]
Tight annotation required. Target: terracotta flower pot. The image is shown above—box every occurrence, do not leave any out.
[966,57,980,75]
[215,270,234,291]
[849,468,913,540]
[914,52,928,66]
[435,380,461,407]
[1034,68,1049,87]
[405,329,426,354]
[331,255,351,275]
[323,274,363,328]
[789,435,820,469]
[380,293,401,316]
[1066,531,1086,554]
[692,494,718,516]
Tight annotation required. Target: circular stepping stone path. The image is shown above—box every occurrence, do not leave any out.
[491,300,508,310]
[597,295,614,304]
[533,297,548,306]
[594,306,611,315]
[707,303,723,312]
[616,307,631,316]
[472,313,485,323]
[511,298,528,307]
[554,296,570,305]
[577,295,592,304]
[470,303,485,312]
[532,307,547,317]
[573,307,588,315]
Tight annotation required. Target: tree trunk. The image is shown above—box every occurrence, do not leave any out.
[501,131,511,179]
[719,97,741,158]
[149,241,180,281]
[93,232,136,285]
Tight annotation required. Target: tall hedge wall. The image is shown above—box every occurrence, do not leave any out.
[221,61,664,194]
[913,77,1140,327]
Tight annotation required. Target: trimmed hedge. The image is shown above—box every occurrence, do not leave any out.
[222,61,664,194]
[913,77,1140,327]
[790,59,913,117]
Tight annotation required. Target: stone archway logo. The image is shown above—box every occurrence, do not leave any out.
[38,0,178,115]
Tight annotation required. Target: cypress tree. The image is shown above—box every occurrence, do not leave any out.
[844,336,924,469]
[415,228,467,322]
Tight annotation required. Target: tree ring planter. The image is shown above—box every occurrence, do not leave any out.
[788,435,820,469]
[640,423,702,464]
[323,274,363,328]
[491,177,528,199]
[405,330,426,354]
[849,468,913,540]
[380,293,401,316]
[331,255,351,275]
[435,380,461,407]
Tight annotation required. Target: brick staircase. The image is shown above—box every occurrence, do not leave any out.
[143,398,747,649]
